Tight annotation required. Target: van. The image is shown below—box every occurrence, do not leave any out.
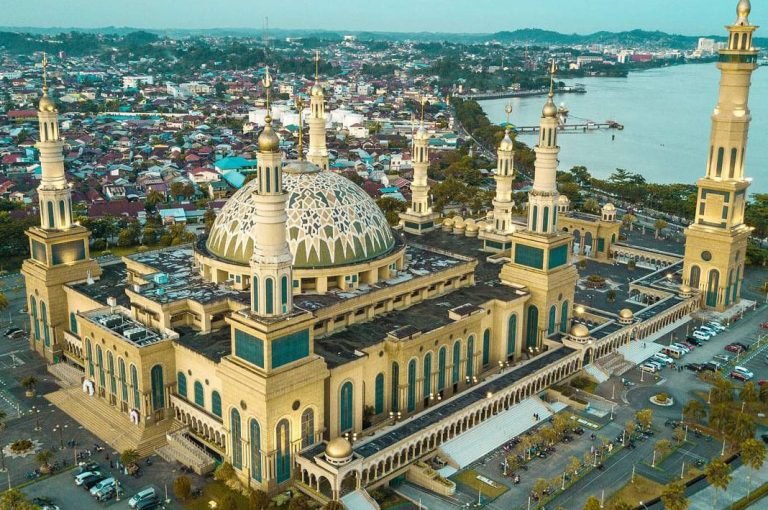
[645,360,663,370]
[129,487,158,509]
[692,330,711,341]
[662,346,683,359]
[640,363,657,373]
[90,477,115,496]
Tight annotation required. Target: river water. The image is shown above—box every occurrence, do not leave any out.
[480,63,768,194]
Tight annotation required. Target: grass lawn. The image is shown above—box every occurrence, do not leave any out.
[605,475,663,509]
[451,469,508,499]
[92,244,161,258]
[181,481,250,510]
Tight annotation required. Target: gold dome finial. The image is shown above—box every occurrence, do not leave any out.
[310,50,324,97]
[258,67,280,153]
[38,52,56,113]
[295,96,306,160]
[737,0,751,23]
[263,66,273,114]
[542,59,558,118]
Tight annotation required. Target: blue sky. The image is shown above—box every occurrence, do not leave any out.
[3,0,763,35]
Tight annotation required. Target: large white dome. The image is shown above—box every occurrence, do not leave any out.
[206,161,396,268]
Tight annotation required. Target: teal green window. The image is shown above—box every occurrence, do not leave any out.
[526,306,539,350]
[281,275,288,312]
[194,380,204,407]
[96,345,105,387]
[437,347,446,391]
[542,206,550,233]
[549,245,568,269]
[119,358,128,402]
[532,205,538,231]
[507,315,517,356]
[252,276,259,311]
[271,329,309,369]
[250,419,261,481]
[423,353,432,398]
[706,269,720,307]
[374,373,384,414]
[560,301,569,333]
[391,362,400,412]
[107,351,116,396]
[466,336,474,378]
[234,329,264,368]
[59,200,65,225]
[340,381,353,432]
[70,312,78,334]
[47,201,54,228]
[548,305,557,335]
[275,419,291,483]
[51,240,85,265]
[130,364,140,410]
[231,409,242,469]
[150,364,165,410]
[726,270,733,306]
[482,329,490,366]
[452,341,461,383]
[31,297,39,341]
[515,245,544,269]
[177,372,187,397]
[86,339,94,377]
[597,238,605,252]
[40,301,50,347]
[301,409,314,448]
[265,278,274,314]
[212,391,222,417]
[407,359,416,412]
[732,268,740,303]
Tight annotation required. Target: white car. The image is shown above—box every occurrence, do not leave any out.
[652,353,673,365]
[641,363,658,373]
[692,330,711,341]
[697,326,718,336]
[90,477,115,496]
[706,322,726,332]
[733,366,754,379]
[74,471,100,486]
[671,343,691,353]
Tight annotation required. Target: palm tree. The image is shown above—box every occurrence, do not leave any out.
[741,438,766,499]
[654,219,668,239]
[120,448,140,467]
[705,459,731,509]
[683,400,705,424]
[731,412,755,444]
[740,381,758,403]
[660,480,688,510]
[622,213,637,231]
[583,495,602,510]
[0,291,8,312]
[35,449,53,470]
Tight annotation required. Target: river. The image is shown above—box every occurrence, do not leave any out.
[479,63,768,194]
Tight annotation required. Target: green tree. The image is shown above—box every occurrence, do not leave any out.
[0,291,8,312]
[740,381,758,403]
[120,448,140,467]
[170,181,186,199]
[219,493,237,510]
[322,502,345,510]
[288,494,309,510]
[683,399,706,424]
[583,495,602,510]
[0,489,39,510]
[214,461,236,482]
[704,459,731,509]
[249,489,270,510]
[173,475,192,501]
[660,480,688,510]
[636,408,653,430]
[582,198,600,214]
[654,219,668,239]
[35,449,53,469]
[741,438,766,499]
[204,209,217,234]
[656,439,672,459]
[610,501,633,510]
[673,426,686,444]
[376,197,407,226]
[710,376,734,404]
[145,190,165,210]
[532,478,549,498]
[567,456,581,477]
[731,412,755,444]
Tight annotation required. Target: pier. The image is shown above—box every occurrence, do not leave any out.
[513,120,624,134]
[457,85,586,101]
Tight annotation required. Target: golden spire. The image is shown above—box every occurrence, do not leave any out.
[314,50,320,83]
[420,95,426,124]
[258,66,280,153]
[542,59,558,118]
[737,0,751,24]
[548,58,557,98]
[263,66,273,119]
[504,102,513,129]
[296,96,305,160]
[42,52,49,95]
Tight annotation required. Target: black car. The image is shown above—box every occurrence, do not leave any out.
[82,475,106,490]
[733,342,750,351]
[74,462,99,476]
[135,496,160,510]
[701,362,719,372]
[685,337,704,346]
[4,327,24,339]
[685,363,704,372]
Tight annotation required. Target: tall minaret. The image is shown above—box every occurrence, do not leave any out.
[400,97,438,235]
[683,0,758,311]
[250,68,292,317]
[307,50,329,170]
[493,103,516,234]
[36,53,73,230]
[527,60,560,235]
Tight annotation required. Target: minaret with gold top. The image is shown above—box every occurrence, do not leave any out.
[307,51,330,170]
[22,53,101,362]
[481,103,517,252]
[500,60,577,356]
[400,97,439,235]
[683,0,758,310]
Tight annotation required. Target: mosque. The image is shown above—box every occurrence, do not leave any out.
[21,1,757,504]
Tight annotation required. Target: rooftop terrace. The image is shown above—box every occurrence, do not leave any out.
[82,306,173,347]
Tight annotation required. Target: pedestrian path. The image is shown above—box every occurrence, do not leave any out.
[686,462,768,510]
[619,340,663,365]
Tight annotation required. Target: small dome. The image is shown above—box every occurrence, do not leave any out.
[476,221,487,230]
[39,93,56,113]
[602,203,616,211]
[466,223,479,233]
[453,218,465,229]
[258,118,280,153]
[499,130,514,151]
[680,284,692,293]
[443,217,455,227]
[542,97,557,118]
[414,126,429,142]
[310,83,324,97]
[570,324,589,338]
[325,437,352,460]
[618,308,634,319]
[464,218,476,228]
[558,195,570,204]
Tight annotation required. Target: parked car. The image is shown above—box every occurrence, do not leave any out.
[731,371,751,381]
[82,475,107,490]
[671,343,691,353]
[129,486,158,509]
[640,363,658,373]
[645,360,664,370]
[135,496,160,510]
[691,330,711,341]
[705,321,726,332]
[703,361,721,372]
[74,471,100,486]
[733,342,750,351]
[4,327,24,339]
[685,363,704,372]
[712,354,731,364]
[697,326,718,336]
[732,366,754,379]
[685,337,704,347]
[652,353,673,365]
[90,477,115,496]
[681,341,697,350]
[74,462,99,476]
[725,344,745,354]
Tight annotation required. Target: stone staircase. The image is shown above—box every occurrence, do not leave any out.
[45,387,177,458]
[341,489,380,510]
[156,427,216,475]
[584,363,609,383]
[47,363,83,388]
[595,352,636,377]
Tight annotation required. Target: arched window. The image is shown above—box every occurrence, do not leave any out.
[526,306,539,351]
[274,167,280,192]
[548,305,557,335]
[340,381,353,432]
[689,265,701,288]
[40,301,50,347]
[729,148,738,178]
[96,345,105,387]
[107,351,116,396]
[466,336,474,378]
[211,391,222,417]
[560,300,569,333]
[119,358,128,402]
[265,168,271,193]
[725,270,734,306]
[30,297,39,341]
[438,347,447,391]
[407,359,416,412]
[716,147,724,177]
[452,341,461,384]
[301,408,314,449]
[482,329,490,366]
[46,201,54,228]
[130,364,140,410]
[611,233,616,244]
[194,380,204,408]
[423,353,432,398]
[275,419,291,483]
[252,276,259,311]
[732,267,741,303]
[231,408,242,469]
[59,200,66,225]
[85,338,94,377]
[150,364,165,410]
[250,419,261,481]
[390,362,399,412]
[374,373,384,415]
[177,372,187,397]
[281,275,288,312]
[70,312,78,334]
[532,205,538,231]
[706,269,720,307]
[542,207,550,233]
[265,278,274,314]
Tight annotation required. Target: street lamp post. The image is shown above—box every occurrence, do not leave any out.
[53,424,68,449]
